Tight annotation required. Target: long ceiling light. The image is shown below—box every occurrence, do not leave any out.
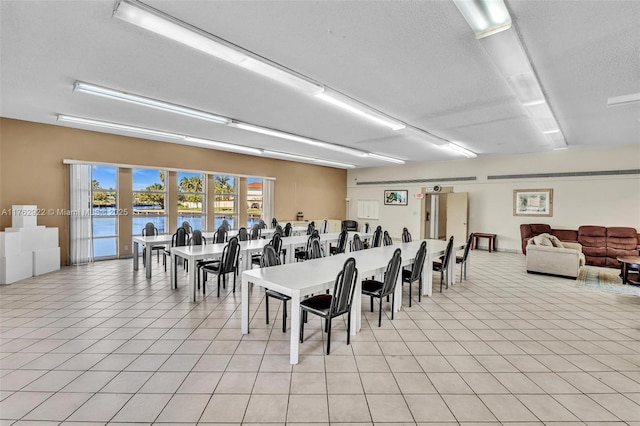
[57,114,183,139]
[452,0,512,39]
[113,0,411,133]
[607,92,640,107]
[183,136,262,154]
[74,81,230,124]
[365,153,406,164]
[441,143,478,158]
[315,90,406,131]
[262,150,356,169]
[454,0,567,149]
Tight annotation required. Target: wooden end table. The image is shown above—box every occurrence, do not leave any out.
[617,256,640,285]
[471,233,497,253]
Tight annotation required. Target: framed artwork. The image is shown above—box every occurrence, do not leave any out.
[384,190,408,206]
[513,188,553,217]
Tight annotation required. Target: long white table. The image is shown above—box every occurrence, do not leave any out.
[170,232,373,301]
[241,239,462,364]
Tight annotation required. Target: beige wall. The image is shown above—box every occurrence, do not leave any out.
[347,144,640,252]
[0,118,347,264]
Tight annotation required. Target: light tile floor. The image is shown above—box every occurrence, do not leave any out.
[1,250,639,425]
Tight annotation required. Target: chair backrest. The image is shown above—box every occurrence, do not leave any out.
[142,222,158,237]
[284,222,293,237]
[372,226,383,248]
[461,232,473,262]
[320,219,328,234]
[237,227,248,241]
[172,227,189,247]
[409,241,427,282]
[383,231,393,246]
[402,227,412,243]
[330,257,358,317]
[213,226,227,243]
[270,233,282,254]
[260,244,281,267]
[341,220,358,231]
[221,219,231,232]
[308,238,324,259]
[220,237,240,273]
[258,219,267,229]
[381,248,402,297]
[364,222,370,233]
[271,218,278,228]
[274,224,284,236]
[181,221,193,234]
[190,229,205,246]
[441,236,455,268]
[351,234,364,251]
[250,223,261,240]
[306,222,315,235]
[336,230,348,254]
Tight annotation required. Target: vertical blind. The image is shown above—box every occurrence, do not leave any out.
[69,164,93,265]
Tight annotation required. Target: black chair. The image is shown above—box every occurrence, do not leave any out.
[189,229,206,246]
[199,237,240,297]
[433,236,454,292]
[295,231,320,261]
[362,248,402,327]
[402,241,427,307]
[284,223,293,237]
[258,219,267,230]
[350,233,364,252]
[362,223,371,248]
[221,219,231,232]
[300,257,358,355]
[402,227,412,243]
[181,221,193,234]
[260,245,290,333]
[162,226,189,272]
[237,227,249,241]
[330,230,348,255]
[306,222,315,235]
[250,223,261,240]
[320,219,328,234]
[271,218,278,228]
[454,233,473,282]
[141,222,163,265]
[371,226,383,248]
[308,238,324,259]
[274,224,284,236]
[212,226,228,243]
[383,231,393,246]
[253,233,282,267]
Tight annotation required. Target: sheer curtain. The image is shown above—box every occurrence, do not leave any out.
[262,178,275,226]
[69,164,93,265]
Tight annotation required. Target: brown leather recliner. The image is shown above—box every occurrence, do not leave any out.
[578,226,607,267]
[606,227,640,267]
[520,224,551,254]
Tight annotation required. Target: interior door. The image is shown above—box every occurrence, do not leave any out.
[446,192,468,242]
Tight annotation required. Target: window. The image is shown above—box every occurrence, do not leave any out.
[247,177,263,227]
[177,172,205,231]
[213,175,237,229]
[133,169,166,235]
[91,165,117,259]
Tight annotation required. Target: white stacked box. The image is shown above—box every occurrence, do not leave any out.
[0,205,60,284]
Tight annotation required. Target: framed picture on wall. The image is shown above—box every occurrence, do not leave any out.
[384,190,408,206]
[513,188,553,217]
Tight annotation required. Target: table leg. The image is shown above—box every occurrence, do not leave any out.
[622,263,628,284]
[241,275,250,334]
[447,246,457,287]
[133,242,139,271]
[351,280,361,334]
[145,244,152,279]
[186,257,196,302]
[170,253,176,289]
[289,292,301,364]
[423,253,434,297]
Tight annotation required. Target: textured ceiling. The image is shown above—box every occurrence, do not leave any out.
[1,0,638,168]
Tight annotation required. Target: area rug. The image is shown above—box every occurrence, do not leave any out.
[576,266,640,296]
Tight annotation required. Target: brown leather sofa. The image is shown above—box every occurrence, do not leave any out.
[520,224,639,268]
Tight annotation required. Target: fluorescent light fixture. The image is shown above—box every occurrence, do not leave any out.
[542,129,560,134]
[262,150,356,169]
[238,58,323,94]
[607,92,640,107]
[554,147,568,151]
[452,0,512,39]
[315,91,406,131]
[366,153,406,164]
[442,143,478,158]
[57,114,183,139]
[113,0,247,64]
[231,122,366,157]
[74,81,230,124]
[184,136,262,155]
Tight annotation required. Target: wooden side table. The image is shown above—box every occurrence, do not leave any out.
[472,233,497,253]
[617,256,640,285]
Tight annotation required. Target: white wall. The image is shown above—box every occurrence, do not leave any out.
[347,144,640,252]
